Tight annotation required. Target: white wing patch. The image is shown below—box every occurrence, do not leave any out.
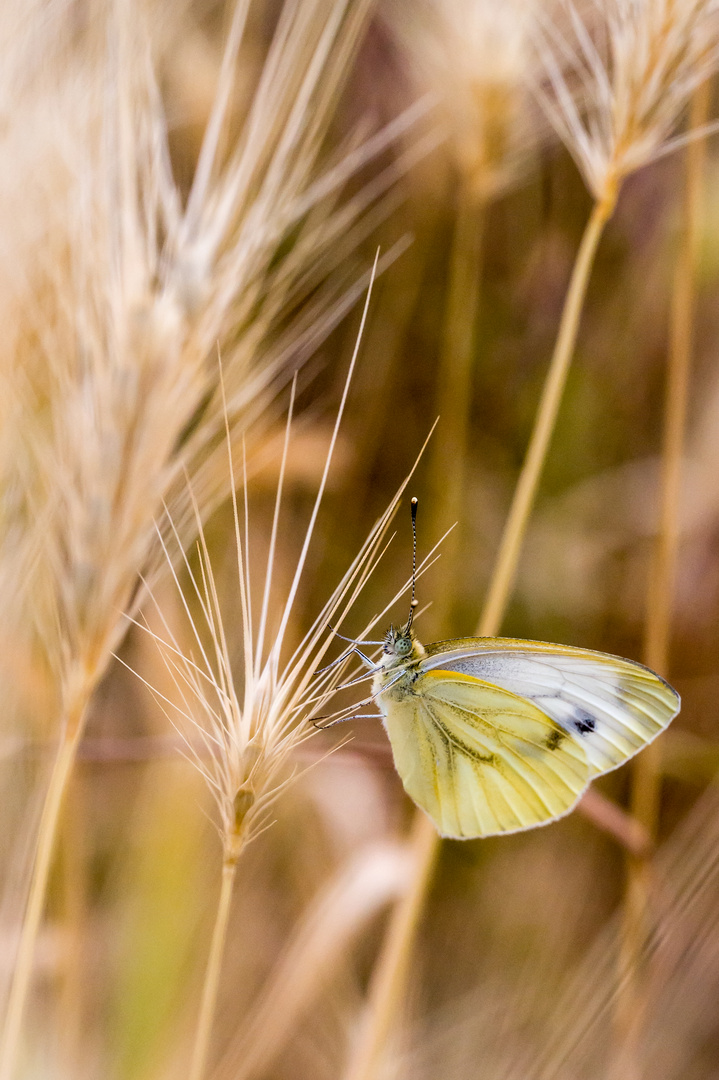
[423,642,680,776]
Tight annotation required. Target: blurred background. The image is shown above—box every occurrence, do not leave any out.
[4,1,719,1078]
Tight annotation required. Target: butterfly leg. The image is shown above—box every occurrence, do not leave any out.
[310,670,405,729]
[327,622,383,646]
[311,712,382,730]
[318,646,376,674]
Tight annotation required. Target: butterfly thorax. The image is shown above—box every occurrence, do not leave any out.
[373,625,426,699]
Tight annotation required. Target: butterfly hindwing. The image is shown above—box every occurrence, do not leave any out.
[422,638,680,777]
[382,669,590,839]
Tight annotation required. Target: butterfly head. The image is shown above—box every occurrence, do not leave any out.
[381,621,425,669]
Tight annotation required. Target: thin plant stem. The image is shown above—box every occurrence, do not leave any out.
[342,188,617,1080]
[428,178,485,634]
[343,814,438,1080]
[189,857,239,1080]
[0,707,86,1080]
[634,80,710,831]
[58,769,88,1073]
[615,82,710,1080]
[480,188,616,633]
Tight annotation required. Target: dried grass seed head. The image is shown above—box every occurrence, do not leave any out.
[142,418,416,860]
[0,0,412,717]
[535,0,719,202]
[389,0,541,198]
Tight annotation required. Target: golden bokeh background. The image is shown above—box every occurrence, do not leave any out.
[3,2,719,1078]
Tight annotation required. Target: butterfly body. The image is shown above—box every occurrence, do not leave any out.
[373,626,680,840]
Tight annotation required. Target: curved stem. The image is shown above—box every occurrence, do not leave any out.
[479,192,614,633]
[189,858,238,1080]
[342,190,615,1080]
[0,720,84,1080]
[427,180,486,635]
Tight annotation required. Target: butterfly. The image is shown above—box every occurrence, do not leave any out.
[329,498,680,840]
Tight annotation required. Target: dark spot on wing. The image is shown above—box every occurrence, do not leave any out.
[573,710,596,735]
[545,729,564,751]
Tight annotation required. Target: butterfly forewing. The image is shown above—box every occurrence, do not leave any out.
[381,669,590,839]
[422,638,680,777]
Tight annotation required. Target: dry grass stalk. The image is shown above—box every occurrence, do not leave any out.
[141,470,412,1080]
[615,79,711,1080]
[343,811,439,1080]
[485,0,719,628]
[478,192,614,632]
[341,5,719,1078]
[0,0,423,1072]
[427,180,485,635]
[213,841,412,1080]
[389,0,541,631]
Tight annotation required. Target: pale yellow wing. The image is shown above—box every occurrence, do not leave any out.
[382,670,590,840]
[423,639,680,776]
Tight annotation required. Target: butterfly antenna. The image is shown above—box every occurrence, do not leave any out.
[406,497,419,632]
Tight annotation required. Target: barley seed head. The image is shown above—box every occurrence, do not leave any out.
[0,0,419,729]
[534,0,719,202]
[388,0,541,198]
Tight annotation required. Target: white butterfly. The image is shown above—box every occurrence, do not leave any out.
[373,626,679,839]
[333,498,680,840]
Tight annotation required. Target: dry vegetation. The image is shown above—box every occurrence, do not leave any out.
[2,1,719,1078]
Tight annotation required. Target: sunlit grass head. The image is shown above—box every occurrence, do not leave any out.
[132,268,426,861]
[534,0,719,200]
[137,458,411,860]
[388,0,540,197]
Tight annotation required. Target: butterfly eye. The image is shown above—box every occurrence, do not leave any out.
[395,636,411,657]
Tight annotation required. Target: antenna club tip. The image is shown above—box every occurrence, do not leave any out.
[410,599,419,608]
[411,496,418,507]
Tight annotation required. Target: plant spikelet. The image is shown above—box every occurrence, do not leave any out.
[388,0,541,197]
[0,0,413,726]
[137,392,418,861]
[535,0,719,199]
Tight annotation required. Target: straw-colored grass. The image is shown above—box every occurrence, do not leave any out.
[616,79,711,1079]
